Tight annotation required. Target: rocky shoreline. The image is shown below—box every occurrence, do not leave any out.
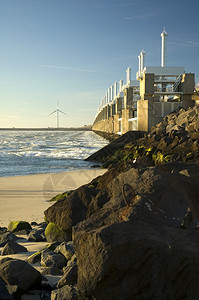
[1,106,199,299]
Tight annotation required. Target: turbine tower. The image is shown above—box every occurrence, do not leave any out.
[161,28,168,67]
[49,101,67,128]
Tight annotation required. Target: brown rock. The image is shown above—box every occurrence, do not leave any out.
[0,258,42,292]
[44,185,98,231]
[1,240,27,256]
[74,219,199,300]
[51,285,77,300]
[57,262,77,288]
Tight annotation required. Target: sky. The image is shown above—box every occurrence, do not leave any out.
[0,0,199,128]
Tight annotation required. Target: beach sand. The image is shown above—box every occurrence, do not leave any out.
[0,168,107,227]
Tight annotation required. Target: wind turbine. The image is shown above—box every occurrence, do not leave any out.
[49,101,67,128]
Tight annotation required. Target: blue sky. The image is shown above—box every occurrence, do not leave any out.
[0,0,199,127]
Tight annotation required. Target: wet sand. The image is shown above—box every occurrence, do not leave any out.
[0,168,107,227]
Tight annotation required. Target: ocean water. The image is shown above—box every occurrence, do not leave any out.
[0,131,108,177]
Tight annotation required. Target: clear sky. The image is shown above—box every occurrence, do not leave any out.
[0,0,199,128]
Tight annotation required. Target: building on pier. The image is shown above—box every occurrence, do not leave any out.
[92,30,195,135]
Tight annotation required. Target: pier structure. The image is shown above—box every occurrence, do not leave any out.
[92,30,195,135]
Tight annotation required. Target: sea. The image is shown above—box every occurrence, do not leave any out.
[0,130,108,177]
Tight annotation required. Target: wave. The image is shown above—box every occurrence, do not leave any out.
[0,131,108,177]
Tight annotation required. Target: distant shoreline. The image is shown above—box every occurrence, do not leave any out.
[0,126,92,131]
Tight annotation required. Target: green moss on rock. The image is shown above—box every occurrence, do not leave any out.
[8,221,32,233]
[27,251,42,264]
[44,222,70,243]
[48,190,74,202]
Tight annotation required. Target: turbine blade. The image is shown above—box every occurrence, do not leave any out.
[58,109,67,115]
[49,109,57,116]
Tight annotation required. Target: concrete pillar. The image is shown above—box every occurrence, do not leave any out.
[140,73,154,100]
[138,54,141,75]
[114,82,118,98]
[105,92,108,105]
[103,96,106,106]
[107,105,111,119]
[115,97,122,114]
[126,67,131,84]
[114,114,120,134]
[108,88,111,103]
[122,108,133,133]
[137,99,153,132]
[111,85,114,101]
[119,80,123,92]
[140,50,145,71]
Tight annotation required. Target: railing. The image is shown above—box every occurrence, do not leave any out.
[173,75,182,92]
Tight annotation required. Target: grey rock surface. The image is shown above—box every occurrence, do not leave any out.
[41,249,67,269]
[0,232,18,247]
[54,241,74,261]
[0,258,42,292]
[57,262,77,288]
[28,228,46,242]
[51,285,77,300]
[1,240,28,256]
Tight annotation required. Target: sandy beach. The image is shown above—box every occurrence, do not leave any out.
[0,168,107,227]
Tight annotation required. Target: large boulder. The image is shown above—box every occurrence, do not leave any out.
[44,222,70,243]
[44,185,99,232]
[41,266,63,276]
[44,162,199,236]
[7,221,32,233]
[28,228,46,242]
[0,278,13,300]
[57,262,78,288]
[1,240,27,256]
[71,163,199,299]
[0,232,18,247]
[0,258,42,292]
[51,285,77,300]
[41,249,67,269]
[54,241,75,261]
[27,251,42,264]
[74,218,199,300]
[0,227,7,234]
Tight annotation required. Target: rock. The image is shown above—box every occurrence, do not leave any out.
[45,242,61,251]
[44,185,99,232]
[21,294,41,300]
[96,164,125,189]
[0,258,42,292]
[190,131,199,140]
[6,285,18,297]
[64,255,77,269]
[51,285,77,300]
[0,278,14,300]
[37,222,47,230]
[28,228,46,242]
[7,221,32,233]
[15,228,31,235]
[44,223,69,243]
[54,242,75,260]
[74,218,199,300]
[41,249,67,269]
[1,240,28,255]
[41,267,63,276]
[57,262,77,288]
[27,251,42,264]
[30,221,38,226]
[40,290,51,300]
[69,163,199,299]
[45,162,199,244]
[0,227,7,234]
[0,232,18,247]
